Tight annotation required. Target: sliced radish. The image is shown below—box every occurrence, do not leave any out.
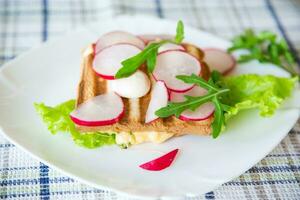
[203,48,236,74]
[158,43,185,53]
[137,34,173,44]
[139,149,179,171]
[70,92,124,126]
[93,44,141,80]
[171,86,215,121]
[95,31,145,53]
[109,70,151,98]
[152,50,201,92]
[145,81,169,123]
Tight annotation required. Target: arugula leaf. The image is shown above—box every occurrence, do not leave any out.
[228,29,299,79]
[211,96,224,138]
[156,72,297,138]
[115,20,185,78]
[176,74,219,91]
[146,44,159,72]
[175,20,184,44]
[156,73,230,138]
[34,100,116,149]
[156,92,220,118]
[115,42,163,78]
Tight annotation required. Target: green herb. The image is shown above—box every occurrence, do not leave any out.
[175,20,184,44]
[115,42,165,78]
[115,20,185,78]
[34,100,116,148]
[156,72,230,138]
[211,96,224,138]
[156,72,297,138]
[228,29,299,78]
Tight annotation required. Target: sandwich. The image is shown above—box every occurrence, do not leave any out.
[34,20,298,150]
[73,38,213,146]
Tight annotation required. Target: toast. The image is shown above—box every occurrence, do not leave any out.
[75,42,213,145]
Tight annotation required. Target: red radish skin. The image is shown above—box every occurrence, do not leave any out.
[70,111,124,126]
[167,88,171,101]
[93,43,142,80]
[94,72,115,80]
[70,93,125,126]
[139,149,179,171]
[95,31,145,53]
[152,74,196,93]
[167,84,195,93]
[152,50,201,93]
[171,87,215,121]
[178,111,214,121]
[203,48,236,74]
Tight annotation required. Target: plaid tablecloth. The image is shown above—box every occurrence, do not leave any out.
[0,0,300,199]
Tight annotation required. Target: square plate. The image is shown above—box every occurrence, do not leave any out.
[0,15,299,199]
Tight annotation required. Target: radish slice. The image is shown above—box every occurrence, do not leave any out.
[152,50,201,92]
[137,34,173,44]
[171,87,215,121]
[203,48,236,74]
[95,31,145,53]
[139,149,179,171]
[93,44,141,80]
[109,70,151,98]
[145,81,169,123]
[158,43,185,53]
[70,92,124,126]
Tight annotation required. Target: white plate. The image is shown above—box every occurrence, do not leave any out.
[0,15,299,199]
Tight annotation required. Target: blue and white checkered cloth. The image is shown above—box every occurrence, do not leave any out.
[0,0,300,199]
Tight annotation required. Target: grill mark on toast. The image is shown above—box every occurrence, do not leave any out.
[76,49,106,106]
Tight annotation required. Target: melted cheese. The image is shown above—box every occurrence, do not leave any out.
[115,131,174,146]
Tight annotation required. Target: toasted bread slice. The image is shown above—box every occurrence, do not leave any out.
[75,42,213,144]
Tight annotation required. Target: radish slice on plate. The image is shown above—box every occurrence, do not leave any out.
[93,44,141,80]
[145,81,169,123]
[70,92,124,126]
[139,149,179,171]
[95,31,145,53]
[158,43,185,53]
[171,86,215,121]
[109,70,151,98]
[152,50,201,93]
[203,48,236,74]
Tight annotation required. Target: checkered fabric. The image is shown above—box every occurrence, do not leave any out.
[0,0,300,199]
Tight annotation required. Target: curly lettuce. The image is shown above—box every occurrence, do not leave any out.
[34,100,115,148]
[219,74,297,120]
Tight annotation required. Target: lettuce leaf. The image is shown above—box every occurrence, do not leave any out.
[34,100,115,148]
[219,74,297,120]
